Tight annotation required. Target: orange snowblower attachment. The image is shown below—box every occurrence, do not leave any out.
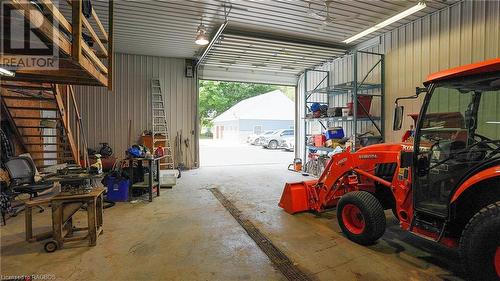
[278,180,318,214]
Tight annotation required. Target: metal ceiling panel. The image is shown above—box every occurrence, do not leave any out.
[68,0,455,59]
[58,0,455,82]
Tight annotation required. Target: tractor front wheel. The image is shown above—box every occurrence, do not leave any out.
[459,201,500,281]
[337,191,386,245]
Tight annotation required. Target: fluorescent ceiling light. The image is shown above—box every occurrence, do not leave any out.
[0,67,15,77]
[343,2,426,44]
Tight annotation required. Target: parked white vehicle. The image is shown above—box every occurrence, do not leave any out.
[280,138,294,151]
[262,129,294,150]
[247,134,259,144]
[249,130,276,145]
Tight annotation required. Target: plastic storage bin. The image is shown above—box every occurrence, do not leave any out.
[326,127,345,140]
[314,135,326,147]
[106,176,130,202]
[346,96,373,117]
[160,170,178,187]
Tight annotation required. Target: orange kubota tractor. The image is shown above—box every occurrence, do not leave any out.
[280,58,500,280]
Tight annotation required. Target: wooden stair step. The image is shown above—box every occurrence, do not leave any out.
[6,106,58,111]
[0,84,54,91]
[22,134,60,137]
[1,96,56,102]
[25,143,69,146]
[17,126,58,129]
[13,117,59,120]
[28,150,72,153]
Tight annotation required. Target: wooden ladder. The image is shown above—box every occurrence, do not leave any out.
[1,82,89,171]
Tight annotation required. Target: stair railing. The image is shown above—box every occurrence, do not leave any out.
[54,84,89,168]
[68,85,90,168]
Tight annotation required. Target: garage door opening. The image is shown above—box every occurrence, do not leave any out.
[199,80,296,167]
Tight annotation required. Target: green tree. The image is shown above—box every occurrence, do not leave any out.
[199,80,294,128]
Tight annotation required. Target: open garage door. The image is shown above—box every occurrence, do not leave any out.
[197,28,347,85]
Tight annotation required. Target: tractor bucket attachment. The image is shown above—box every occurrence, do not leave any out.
[278,180,317,214]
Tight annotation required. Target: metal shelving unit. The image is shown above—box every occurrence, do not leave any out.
[303,50,385,158]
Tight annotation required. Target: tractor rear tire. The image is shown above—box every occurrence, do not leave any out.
[459,201,500,281]
[337,191,386,245]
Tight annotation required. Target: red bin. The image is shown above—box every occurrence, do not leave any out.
[314,135,326,147]
[347,96,373,117]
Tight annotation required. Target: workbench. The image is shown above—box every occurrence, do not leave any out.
[25,188,105,252]
[126,156,166,202]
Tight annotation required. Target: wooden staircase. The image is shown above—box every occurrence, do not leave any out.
[1,82,89,171]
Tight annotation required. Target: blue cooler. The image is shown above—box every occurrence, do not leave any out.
[326,127,345,140]
[106,176,130,202]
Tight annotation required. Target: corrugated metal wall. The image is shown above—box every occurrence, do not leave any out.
[297,0,500,157]
[74,53,198,168]
[381,0,499,142]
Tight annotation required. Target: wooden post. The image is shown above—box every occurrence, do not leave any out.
[87,198,97,246]
[107,0,114,91]
[25,206,32,241]
[72,0,82,62]
[52,202,64,248]
[65,85,70,128]
[76,120,80,166]
[97,194,103,230]
[64,85,70,163]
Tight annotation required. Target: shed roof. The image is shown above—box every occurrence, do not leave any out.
[212,90,294,122]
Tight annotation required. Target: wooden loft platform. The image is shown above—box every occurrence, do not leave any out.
[1,0,114,90]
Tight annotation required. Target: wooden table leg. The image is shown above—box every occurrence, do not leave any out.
[96,194,103,231]
[52,202,63,248]
[25,206,32,241]
[87,198,97,246]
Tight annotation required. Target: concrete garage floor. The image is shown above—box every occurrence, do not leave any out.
[1,146,463,280]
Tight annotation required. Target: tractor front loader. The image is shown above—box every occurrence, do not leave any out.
[279,143,402,216]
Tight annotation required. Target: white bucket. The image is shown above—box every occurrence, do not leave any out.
[160,169,178,187]
[342,108,350,117]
